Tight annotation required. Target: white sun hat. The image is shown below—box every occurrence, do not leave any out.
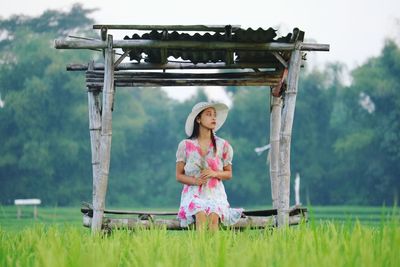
[185,102,229,137]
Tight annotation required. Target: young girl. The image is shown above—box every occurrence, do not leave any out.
[176,102,243,230]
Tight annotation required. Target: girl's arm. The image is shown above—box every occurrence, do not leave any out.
[176,162,207,186]
[200,165,232,181]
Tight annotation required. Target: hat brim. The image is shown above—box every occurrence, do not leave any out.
[185,103,229,137]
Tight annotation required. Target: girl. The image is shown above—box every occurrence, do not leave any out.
[176,102,243,231]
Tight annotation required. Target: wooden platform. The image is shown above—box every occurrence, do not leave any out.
[81,203,307,230]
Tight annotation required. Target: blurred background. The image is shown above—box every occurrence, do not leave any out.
[0,0,399,209]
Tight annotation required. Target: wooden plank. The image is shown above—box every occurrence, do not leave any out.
[91,35,115,233]
[93,24,242,32]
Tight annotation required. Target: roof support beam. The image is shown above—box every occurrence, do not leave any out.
[93,24,242,32]
[55,39,329,52]
[114,49,131,68]
[272,52,288,68]
[67,62,279,71]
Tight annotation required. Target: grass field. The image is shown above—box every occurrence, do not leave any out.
[1,205,399,266]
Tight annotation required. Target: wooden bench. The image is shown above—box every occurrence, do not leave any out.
[14,199,41,219]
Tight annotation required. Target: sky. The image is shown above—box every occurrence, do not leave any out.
[1,0,399,102]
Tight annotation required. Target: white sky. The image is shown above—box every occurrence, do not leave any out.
[1,0,399,102]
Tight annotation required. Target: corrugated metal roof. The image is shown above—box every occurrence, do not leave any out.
[122,26,297,64]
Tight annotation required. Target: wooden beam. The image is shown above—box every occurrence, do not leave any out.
[87,61,102,232]
[81,203,307,217]
[86,78,280,87]
[55,39,293,50]
[82,214,305,230]
[272,52,288,68]
[270,95,283,210]
[91,78,280,85]
[67,62,279,71]
[277,46,302,227]
[299,43,330,51]
[55,38,330,52]
[86,70,281,79]
[93,24,242,32]
[113,49,131,68]
[91,35,115,233]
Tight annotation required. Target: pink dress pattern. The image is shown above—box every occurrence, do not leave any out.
[176,135,243,227]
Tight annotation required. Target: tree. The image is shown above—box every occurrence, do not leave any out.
[0,5,95,205]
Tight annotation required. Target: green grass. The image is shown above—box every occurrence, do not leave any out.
[0,206,82,231]
[1,220,399,266]
[0,206,399,266]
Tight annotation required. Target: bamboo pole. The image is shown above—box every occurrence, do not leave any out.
[91,35,115,233]
[86,79,280,87]
[93,24,242,32]
[87,61,102,232]
[82,214,304,230]
[55,39,294,50]
[277,47,302,227]
[54,38,329,52]
[270,95,282,210]
[67,62,279,71]
[86,70,281,79]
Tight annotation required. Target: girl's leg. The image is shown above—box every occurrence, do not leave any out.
[195,211,207,231]
[209,212,220,231]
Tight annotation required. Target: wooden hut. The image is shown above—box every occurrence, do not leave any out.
[54,24,329,232]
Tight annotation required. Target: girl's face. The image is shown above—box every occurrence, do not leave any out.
[197,107,217,130]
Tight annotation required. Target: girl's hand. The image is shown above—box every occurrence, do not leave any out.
[193,176,208,186]
[200,169,217,180]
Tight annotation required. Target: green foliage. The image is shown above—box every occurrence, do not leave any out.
[222,87,271,206]
[0,4,95,35]
[0,6,95,205]
[326,40,400,205]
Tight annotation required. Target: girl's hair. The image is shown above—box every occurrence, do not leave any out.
[189,110,217,155]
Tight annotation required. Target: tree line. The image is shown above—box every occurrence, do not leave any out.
[0,5,398,207]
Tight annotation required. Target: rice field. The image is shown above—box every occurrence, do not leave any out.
[1,205,399,267]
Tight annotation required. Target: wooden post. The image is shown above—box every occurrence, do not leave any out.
[33,205,38,219]
[269,95,282,210]
[87,61,102,231]
[16,206,21,219]
[92,35,115,233]
[277,46,302,227]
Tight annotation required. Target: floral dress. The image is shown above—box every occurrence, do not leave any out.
[176,135,243,227]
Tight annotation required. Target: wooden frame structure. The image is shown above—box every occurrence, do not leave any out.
[54,25,329,233]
